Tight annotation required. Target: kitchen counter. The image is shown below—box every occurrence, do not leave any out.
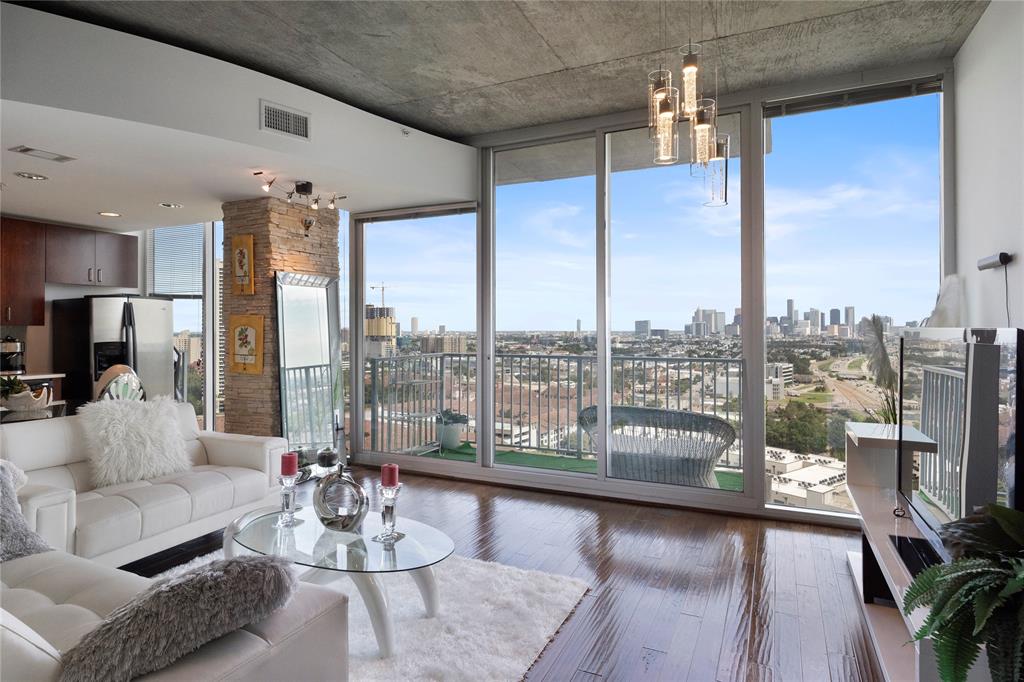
[12,374,66,381]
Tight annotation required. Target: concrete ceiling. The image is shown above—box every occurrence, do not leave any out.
[19,1,987,141]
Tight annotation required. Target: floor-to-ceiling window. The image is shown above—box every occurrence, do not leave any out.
[608,113,744,491]
[361,208,477,460]
[763,93,941,513]
[147,223,206,425]
[494,138,597,473]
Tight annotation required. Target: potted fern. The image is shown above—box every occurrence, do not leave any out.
[903,504,1024,682]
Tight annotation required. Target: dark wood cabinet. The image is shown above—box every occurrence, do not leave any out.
[0,218,46,325]
[95,231,138,288]
[45,224,97,285]
[44,224,137,288]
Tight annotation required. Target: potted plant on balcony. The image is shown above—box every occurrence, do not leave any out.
[436,409,468,451]
[903,504,1024,682]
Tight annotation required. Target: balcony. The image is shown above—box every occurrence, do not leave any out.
[363,352,743,490]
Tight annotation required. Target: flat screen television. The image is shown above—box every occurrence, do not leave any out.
[898,328,1022,563]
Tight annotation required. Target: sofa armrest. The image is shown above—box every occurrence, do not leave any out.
[198,431,289,487]
[17,485,75,553]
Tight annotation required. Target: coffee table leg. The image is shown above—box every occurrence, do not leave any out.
[409,565,439,617]
[349,573,395,658]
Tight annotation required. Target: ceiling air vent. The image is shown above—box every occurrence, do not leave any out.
[8,145,76,163]
[260,100,310,140]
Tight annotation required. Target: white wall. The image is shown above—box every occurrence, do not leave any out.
[954,0,1024,327]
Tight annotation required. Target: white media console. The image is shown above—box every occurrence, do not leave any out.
[844,422,990,682]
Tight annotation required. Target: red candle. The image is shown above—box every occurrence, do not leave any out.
[281,452,299,477]
[381,463,399,487]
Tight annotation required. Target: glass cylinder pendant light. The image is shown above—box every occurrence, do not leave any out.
[679,44,702,119]
[653,86,679,165]
[647,69,673,139]
[704,133,730,206]
[690,98,717,168]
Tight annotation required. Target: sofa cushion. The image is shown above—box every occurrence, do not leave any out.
[0,551,149,653]
[58,556,296,682]
[73,466,267,558]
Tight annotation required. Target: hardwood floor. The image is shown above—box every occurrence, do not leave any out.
[124,467,881,681]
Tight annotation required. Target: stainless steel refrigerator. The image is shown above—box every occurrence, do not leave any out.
[52,295,174,410]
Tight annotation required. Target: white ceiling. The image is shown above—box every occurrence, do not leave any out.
[3,101,368,231]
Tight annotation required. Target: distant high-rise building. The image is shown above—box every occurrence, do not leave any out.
[365,304,397,358]
[734,308,742,325]
[829,308,841,325]
[844,306,855,332]
[635,320,651,338]
[651,328,669,339]
[714,311,726,335]
[576,318,582,337]
[411,316,419,336]
[421,334,468,354]
[690,321,708,338]
[808,307,821,332]
[438,324,446,335]
[786,299,795,323]
[395,322,401,337]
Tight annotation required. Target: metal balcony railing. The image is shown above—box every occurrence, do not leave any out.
[917,365,966,519]
[365,353,743,469]
[282,363,335,450]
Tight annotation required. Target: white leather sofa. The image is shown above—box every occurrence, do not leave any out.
[0,403,288,567]
[1,550,349,681]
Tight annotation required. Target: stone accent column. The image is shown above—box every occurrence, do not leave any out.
[221,196,340,437]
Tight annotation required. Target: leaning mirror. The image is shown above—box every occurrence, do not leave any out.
[276,272,341,453]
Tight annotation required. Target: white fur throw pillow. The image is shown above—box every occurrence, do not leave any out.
[78,397,190,488]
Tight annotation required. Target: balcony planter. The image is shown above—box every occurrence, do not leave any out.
[437,409,468,451]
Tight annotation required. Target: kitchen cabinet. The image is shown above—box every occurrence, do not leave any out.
[45,224,137,288]
[94,231,138,287]
[45,224,96,285]
[0,217,45,325]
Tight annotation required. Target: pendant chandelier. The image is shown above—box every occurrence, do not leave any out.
[645,0,729,206]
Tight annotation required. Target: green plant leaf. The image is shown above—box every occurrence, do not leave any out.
[934,609,983,682]
[973,587,1005,635]
[904,564,945,613]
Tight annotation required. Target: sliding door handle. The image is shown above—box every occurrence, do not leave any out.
[87,267,93,282]
[97,268,103,283]
[5,306,11,321]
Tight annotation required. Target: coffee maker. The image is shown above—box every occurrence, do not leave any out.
[1,336,26,376]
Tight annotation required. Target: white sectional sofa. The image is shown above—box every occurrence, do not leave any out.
[0,402,288,567]
[1,550,349,681]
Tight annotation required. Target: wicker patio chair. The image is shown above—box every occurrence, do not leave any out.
[578,405,737,488]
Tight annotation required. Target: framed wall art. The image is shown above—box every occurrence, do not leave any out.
[231,234,255,295]
[228,314,264,374]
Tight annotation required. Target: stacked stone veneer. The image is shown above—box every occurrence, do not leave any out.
[221,197,340,437]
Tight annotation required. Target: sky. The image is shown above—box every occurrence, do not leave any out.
[364,93,940,332]
[176,94,941,335]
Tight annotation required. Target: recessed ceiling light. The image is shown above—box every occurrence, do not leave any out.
[97,211,121,217]
[159,202,183,209]
[14,171,48,181]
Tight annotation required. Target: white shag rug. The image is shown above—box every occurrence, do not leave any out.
[154,551,588,681]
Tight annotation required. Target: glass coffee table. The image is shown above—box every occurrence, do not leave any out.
[224,505,454,658]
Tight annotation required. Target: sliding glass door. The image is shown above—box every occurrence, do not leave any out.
[607,114,744,492]
[493,137,597,474]
[360,208,478,461]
